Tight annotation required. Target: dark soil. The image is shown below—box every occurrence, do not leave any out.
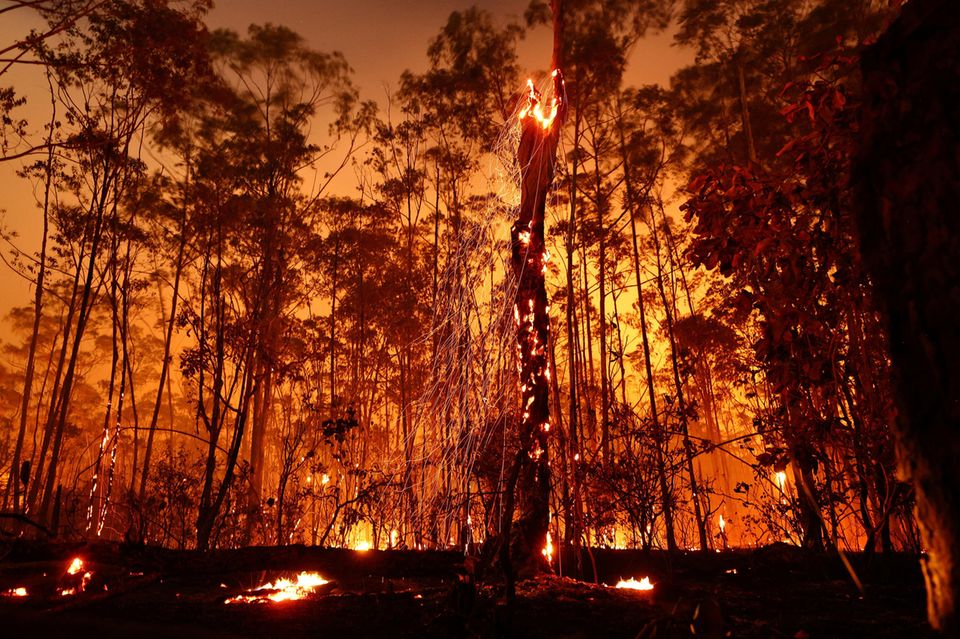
[0,542,934,638]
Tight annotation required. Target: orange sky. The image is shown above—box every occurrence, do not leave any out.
[0,1,692,324]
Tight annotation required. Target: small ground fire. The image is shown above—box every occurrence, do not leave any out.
[224,572,330,605]
[615,577,655,592]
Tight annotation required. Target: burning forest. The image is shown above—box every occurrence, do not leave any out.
[0,0,958,637]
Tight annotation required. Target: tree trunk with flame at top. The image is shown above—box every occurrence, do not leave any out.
[499,69,566,592]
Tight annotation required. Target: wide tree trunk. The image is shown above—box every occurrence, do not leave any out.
[854,0,960,632]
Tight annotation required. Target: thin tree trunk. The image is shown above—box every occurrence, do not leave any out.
[617,107,677,552]
[735,51,758,165]
[592,140,610,465]
[7,74,55,513]
[139,182,188,502]
[565,107,584,557]
[649,205,709,552]
[36,161,114,523]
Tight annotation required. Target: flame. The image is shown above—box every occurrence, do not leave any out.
[615,576,655,591]
[3,587,27,597]
[224,572,329,604]
[719,514,726,533]
[59,557,94,597]
[67,557,84,575]
[519,75,562,130]
[354,541,371,552]
[541,530,554,564]
[775,471,787,491]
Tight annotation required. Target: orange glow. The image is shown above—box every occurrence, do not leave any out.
[224,572,329,604]
[615,576,654,591]
[3,587,27,597]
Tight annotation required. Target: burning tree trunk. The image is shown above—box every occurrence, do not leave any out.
[854,0,960,632]
[500,71,566,588]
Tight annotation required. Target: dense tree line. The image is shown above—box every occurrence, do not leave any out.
[0,0,914,561]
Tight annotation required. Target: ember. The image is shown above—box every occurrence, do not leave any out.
[615,577,654,592]
[224,572,329,604]
[3,587,28,597]
[66,557,84,575]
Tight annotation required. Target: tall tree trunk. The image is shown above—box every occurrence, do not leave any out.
[617,108,677,552]
[565,106,584,556]
[854,0,960,631]
[649,207,709,552]
[139,184,188,503]
[329,237,340,419]
[734,49,758,165]
[501,69,566,592]
[7,76,55,513]
[593,141,610,465]
[35,162,114,523]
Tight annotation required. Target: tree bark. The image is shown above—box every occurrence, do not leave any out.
[854,0,960,632]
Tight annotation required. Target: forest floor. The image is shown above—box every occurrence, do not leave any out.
[0,541,934,638]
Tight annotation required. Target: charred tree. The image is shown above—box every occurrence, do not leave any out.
[500,71,566,591]
[855,0,960,633]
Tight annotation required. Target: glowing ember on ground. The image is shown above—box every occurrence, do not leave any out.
[615,577,655,591]
[224,572,329,604]
[3,587,28,597]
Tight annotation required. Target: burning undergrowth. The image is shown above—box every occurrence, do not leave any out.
[224,571,332,604]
